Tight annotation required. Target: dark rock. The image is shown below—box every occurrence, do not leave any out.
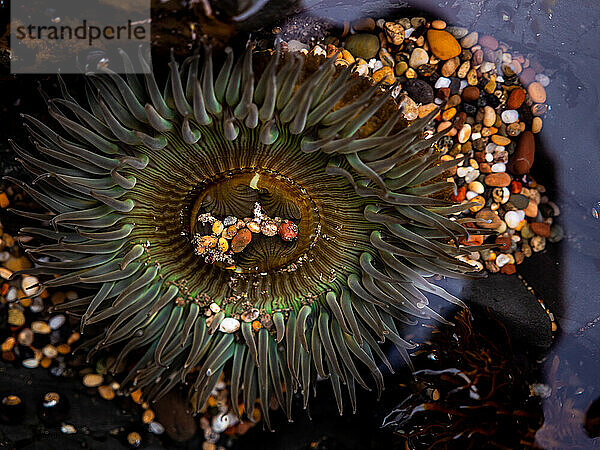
[404,79,433,104]
[155,389,197,442]
[448,77,461,95]
[463,102,477,115]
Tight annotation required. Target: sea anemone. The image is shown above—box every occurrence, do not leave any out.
[8,40,485,426]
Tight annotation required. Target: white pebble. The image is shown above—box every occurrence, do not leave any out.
[149,422,165,435]
[501,110,519,124]
[459,80,468,90]
[496,75,504,83]
[404,27,415,37]
[434,77,451,89]
[485,152,494,162]
[466,190,478,200]
[311,45,327,57]
[0,252,9,262]
[353,63,369,77]
[22,358,39,369]
[491,162,506,172]
[6,287,17,302]
[49,314,66,330]
[480,62,495,73]
[212,413,230,433]
[456,166,470,178]
[496,254,510,267]
[471,132,481,141]
[219,317,240,333]
[371,60,383,71]
[535,73,550,87]
[434,97,443,105]
[505,210,525,228]
[464,169,480,183]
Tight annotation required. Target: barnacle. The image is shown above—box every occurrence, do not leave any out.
[8,40,487,426]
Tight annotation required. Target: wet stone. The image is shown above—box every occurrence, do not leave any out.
[344,33,380,60]
[426,29,462,60]
[527,81,547,103]
[231,228,252,253]
[409,48,429,68]
[509,131,535,175]
[485,172,511,187]
[384,22,405,46]
[404,79,434,104]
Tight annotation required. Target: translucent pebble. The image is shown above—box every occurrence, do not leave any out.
[434,77,451,89]
[22,358,39,369]
[491,162,506,172]
[535,73,550,87]
[149,422,165,435]
[501,109,519,124]
[49,315,66,330]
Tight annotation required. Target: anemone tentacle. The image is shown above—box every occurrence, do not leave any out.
[10,40,485,424]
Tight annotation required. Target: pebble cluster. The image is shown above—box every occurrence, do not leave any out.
[193,202,299,266]
[288,15,562,275]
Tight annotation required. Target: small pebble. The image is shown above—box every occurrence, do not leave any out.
[83,373,104,388]
[501,110,519,124]
[219,318,240,333]
[527,81,547,103]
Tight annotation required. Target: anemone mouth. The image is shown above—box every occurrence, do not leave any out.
[187,167,317,273]
[10,40,487,427]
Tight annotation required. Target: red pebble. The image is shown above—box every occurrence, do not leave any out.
[500,263,516,275]
[495,235,512,252]
[278,220,299,241]
[437,87,451,100]
[529,222,551,237]
[507,88,526,109]
[450,185,466,202]
[508,131,535,175]
[510,180,522,194]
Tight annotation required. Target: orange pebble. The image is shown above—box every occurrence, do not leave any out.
[461,234,484,246]
[252,320,261,331]
[56,344,71,354]
[131,389,143,404]
[0,192,9,209]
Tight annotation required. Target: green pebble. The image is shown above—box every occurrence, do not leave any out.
[508,193,529,210]
[549,224,564,243]
[520,224,535,239]
[394,61,408,76]
[344,33,380,60]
